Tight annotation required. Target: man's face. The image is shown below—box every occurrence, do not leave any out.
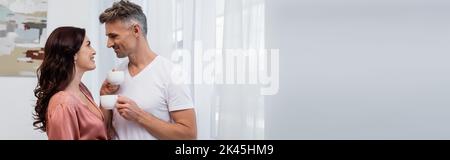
[105,20,136,58]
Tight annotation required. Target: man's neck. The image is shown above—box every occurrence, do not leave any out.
[128,41,157,69]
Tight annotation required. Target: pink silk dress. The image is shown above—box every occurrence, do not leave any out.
[46,84,108,140]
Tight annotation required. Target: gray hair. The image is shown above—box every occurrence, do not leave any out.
[99,0,147,36]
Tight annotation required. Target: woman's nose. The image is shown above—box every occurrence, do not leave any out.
[91,48,96,55]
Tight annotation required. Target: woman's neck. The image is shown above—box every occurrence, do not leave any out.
[65,69,84,93]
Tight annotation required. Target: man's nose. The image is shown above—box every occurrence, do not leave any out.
[107,39,114,48]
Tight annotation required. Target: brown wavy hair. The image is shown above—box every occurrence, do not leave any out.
[33,26,85,132]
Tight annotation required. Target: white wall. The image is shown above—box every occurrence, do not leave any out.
[265,0,450,139]
[0,77,45,139]
[47,0,102,103]
[0,0,101,139]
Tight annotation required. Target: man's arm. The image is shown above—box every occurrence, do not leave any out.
[116,96,197,140]
[137,109,197,140]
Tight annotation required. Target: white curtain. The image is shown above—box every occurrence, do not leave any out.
[100,0,266,139]
[186,0,266,139]
[148,0,266,139]
[213,0,265,139]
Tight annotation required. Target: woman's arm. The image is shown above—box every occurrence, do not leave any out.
[47,104,80,140]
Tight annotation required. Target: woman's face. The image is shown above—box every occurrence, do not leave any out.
[74,36,96,72]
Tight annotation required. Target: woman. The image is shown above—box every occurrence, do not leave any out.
[33,26,108,140]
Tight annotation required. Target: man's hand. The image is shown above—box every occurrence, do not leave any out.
[116,95,145,122]
[100,80,120,95]
[115,96,197,140]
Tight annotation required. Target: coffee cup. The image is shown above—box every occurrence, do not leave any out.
[100,95,118,110]
[107,70,125,85]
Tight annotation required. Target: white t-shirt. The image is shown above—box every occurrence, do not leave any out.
[112,55,194,140]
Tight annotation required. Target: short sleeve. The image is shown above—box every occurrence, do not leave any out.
[167,81,194,112]
[47,104,80,140]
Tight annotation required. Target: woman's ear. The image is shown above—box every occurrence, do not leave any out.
[74,54,78,64]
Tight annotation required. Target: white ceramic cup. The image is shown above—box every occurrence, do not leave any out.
[100,95,118,110]
[106,71,125,85]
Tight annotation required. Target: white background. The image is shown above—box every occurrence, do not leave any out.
[265,0,450,139]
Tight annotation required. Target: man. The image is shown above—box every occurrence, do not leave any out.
[99,0,196,140]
